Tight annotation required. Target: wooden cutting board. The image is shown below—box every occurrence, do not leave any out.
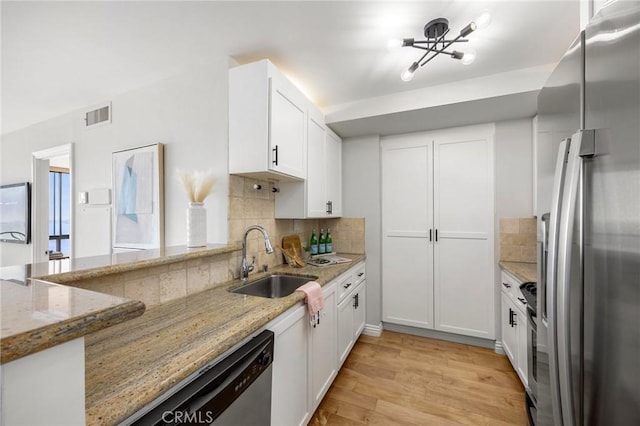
[282,234,302,255]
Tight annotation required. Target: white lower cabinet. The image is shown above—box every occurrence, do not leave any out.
[501,293,518,362]
[500,271,528,388]
[337,267,367,367]
[337,291,355,367]
[270,304,310,426]
[270,262,365,425]
[309,282,337,408]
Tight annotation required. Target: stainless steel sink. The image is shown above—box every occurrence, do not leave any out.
[231,274,318,298]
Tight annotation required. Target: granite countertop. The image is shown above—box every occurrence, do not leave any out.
[84,254,365,425]
[0,243,240,364]
[499,261,537,283]
[0,279,145,364]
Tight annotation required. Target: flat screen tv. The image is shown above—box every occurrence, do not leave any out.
[0,182,31,244]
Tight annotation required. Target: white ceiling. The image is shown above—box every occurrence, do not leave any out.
[1,1,579,136]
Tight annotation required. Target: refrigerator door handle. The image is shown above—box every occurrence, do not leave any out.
[557,130,593,426]
[547,138,571,426]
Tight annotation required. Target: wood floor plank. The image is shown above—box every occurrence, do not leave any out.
[309,331,528,425]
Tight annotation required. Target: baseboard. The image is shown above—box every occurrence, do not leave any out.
[494,340,505,355]
[382,322,495,349]
[362,322,383,337]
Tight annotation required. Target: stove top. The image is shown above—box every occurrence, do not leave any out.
[519,282,537,315]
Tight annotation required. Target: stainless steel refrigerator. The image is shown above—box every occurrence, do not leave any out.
[536,1,640,425]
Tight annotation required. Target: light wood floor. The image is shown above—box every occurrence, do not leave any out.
[309,331,528,426]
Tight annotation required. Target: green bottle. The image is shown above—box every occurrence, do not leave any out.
[319,228,326,254]
[326,228,333,253]
[310,229,318,255]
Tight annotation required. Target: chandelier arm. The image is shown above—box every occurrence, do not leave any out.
[415,50,431,65]
[418,51,442,68]
[419,33,464,66]
[412,39,469,44]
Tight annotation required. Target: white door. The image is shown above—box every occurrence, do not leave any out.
[433,124,495,339]
[325,130,342,217]
[310,283,337,409]
[337,294,354,367]
[381,135,434,328]
[353,283,366,337]
[516,307,529,386]
[306,113,327,217]
[269,75,306,179]
[270,305,310,426]
[501,294,517,363]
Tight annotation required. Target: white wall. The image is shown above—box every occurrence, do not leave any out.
[342,119,533,335]
[341,135,381,327]
[493,118,533,341]
[0,57,232,267]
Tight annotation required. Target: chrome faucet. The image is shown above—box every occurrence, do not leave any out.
[241,225,274,281]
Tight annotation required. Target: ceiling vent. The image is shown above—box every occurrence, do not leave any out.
[84,102,111,128]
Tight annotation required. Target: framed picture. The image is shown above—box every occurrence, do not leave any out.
[0,182,31,244]
[112,143,164,250]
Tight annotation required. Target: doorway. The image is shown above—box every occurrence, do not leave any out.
[32,144,74,263]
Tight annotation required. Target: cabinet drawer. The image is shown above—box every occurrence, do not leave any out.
[336,271,356,303]
[501,271,529,312]
[353,263,366,285]
[500,271,519,299]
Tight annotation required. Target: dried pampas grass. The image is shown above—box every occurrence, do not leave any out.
[177,169,216,203]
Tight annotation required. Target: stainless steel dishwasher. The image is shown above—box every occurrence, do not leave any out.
[126,330,274,426]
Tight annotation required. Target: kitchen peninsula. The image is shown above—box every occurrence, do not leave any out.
[0,244,365,425]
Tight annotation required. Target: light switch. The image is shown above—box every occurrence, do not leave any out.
[78,191,88,204]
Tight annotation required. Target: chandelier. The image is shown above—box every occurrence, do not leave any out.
[389,12,491,81]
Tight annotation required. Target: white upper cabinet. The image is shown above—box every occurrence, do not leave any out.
[229,59,307,181]
[275,106,343,219]
[305,108,329,217]
[324,128,342,217]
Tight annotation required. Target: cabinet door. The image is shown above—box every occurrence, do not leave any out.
[337,293,355,367]
[381,135,434,328]
[353,282,366,338]
[433,124,495,339]
[270,304,309,426]
[516,307,529,387]
[325,130,342,217]
[501,293,518,365]
[269,75,306,179]
[310,283,337,410]
[306,113,327,217]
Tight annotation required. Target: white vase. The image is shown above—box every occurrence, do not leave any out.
[186,202,207,247]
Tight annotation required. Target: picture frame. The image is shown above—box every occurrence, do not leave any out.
[0,182,31,244]
[112,143,164,250]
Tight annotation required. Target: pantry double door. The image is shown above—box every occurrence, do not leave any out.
[381,124,495,339]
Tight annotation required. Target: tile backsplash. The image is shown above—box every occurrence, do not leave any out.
[500,217,536,263]
[228,175,365,270]
[66,176,365,308]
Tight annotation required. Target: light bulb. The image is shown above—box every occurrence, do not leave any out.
[387,38,403,49]
[461,49,477,65]
[400,62,419,82]
[400,69,415,82]
[474,11,491,30]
